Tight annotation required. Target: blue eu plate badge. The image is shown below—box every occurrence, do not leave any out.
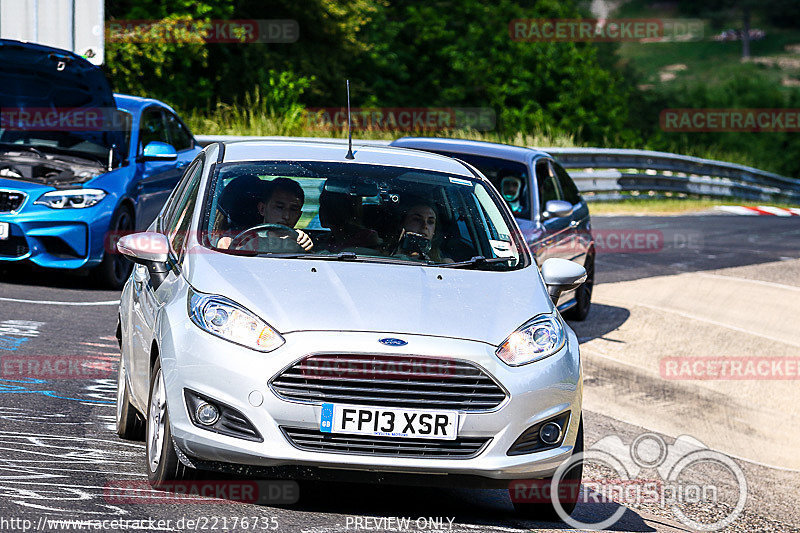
[320,402,334,433]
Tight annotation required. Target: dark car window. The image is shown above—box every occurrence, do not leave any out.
[167,162,203,258]
[536,160,562,211]
[161,158,202,230]
[138,107,169,153]
[415,151,531,219]
[553,162,581,205]
[165,112,194,151]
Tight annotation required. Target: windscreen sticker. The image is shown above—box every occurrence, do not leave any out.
[449,177,473,186]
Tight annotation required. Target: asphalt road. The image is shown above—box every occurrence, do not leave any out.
[0,214,798,533]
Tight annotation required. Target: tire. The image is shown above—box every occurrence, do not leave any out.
[562,253,594,321]
[511,417,584,521]
[116,354,145,440]
[96,206,134,290]
[146,357,194,487]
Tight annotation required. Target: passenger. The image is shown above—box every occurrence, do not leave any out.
[217,177,313,251]
[394,200,452,263]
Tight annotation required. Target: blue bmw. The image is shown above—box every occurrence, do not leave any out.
[0,39,200,287]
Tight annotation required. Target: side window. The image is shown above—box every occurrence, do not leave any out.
[536,160,561,211]
[117,110,133,163]
[138,108,169,153]
[167,163,203,259]
[158,158,203,231]
[165,112,194,151]
[553,162,581,205]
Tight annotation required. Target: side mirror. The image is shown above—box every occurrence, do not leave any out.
[117,232,170,288]
[541,258,586,303]
[139,141,177,162]
[543,200,573,220]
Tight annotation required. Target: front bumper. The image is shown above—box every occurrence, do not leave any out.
[161,323,582,485]
[0,205,111,269]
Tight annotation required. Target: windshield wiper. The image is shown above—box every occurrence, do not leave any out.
[254,252,358,260]
[255,251,424,266]
[212,247,259,256]
[436,255,515,269]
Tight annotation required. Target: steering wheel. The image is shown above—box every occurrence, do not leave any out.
[229,223,302,252]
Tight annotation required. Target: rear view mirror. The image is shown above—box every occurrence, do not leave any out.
[324,178,379,197]
[543,200,573,219]
[541,258,586,302]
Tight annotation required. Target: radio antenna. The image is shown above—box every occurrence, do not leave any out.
[345,79,354,160]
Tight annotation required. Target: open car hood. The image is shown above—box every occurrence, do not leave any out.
[0,39,124,159]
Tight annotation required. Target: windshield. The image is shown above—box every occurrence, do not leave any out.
[200,161,528,270]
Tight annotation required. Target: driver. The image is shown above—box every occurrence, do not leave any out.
[217,178,313,251]
[500,175,524,214]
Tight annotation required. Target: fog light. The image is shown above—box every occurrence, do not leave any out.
[539,422,562,445]
[196,403,220,426]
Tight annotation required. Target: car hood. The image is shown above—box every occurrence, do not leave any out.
[0,39,123,157]
[186,250,555,346]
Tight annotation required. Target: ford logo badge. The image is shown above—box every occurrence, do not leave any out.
[379,338,408,347]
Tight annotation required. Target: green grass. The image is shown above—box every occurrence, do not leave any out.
[618,31,800,90]
[611,0,800,91]
[587,197,799,215]
[184,106,580,148]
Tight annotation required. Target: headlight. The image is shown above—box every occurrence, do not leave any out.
[35,188,106,209]
[188,289,284,352]
[496,313,566,366]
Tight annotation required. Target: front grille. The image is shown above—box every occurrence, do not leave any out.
[270,354,507,411]
[0,236,29,257]
[281,426,490,459]
[0,191,25,212]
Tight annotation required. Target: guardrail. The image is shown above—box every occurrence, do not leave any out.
[196,136,800,203]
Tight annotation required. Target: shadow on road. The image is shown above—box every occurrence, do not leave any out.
[0,263,110,292]
[567,303,630,345]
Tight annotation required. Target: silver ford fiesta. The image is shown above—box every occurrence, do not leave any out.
[115,139,587,519]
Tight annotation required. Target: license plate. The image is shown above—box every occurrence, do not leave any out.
[320,403,458,440]
[0,222,8,240]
